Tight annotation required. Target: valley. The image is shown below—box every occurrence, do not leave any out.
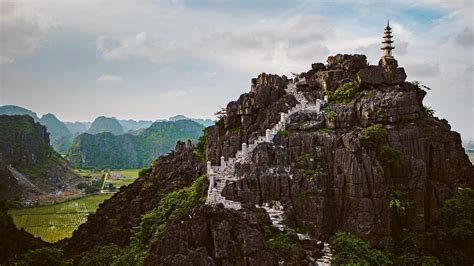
[8,193,114,243]
[8,168,140,243]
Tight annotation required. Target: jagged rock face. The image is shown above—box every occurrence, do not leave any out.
[212,54,473,248]
[64,140,206,257]
[207,73,297,164]
[145,205,277,265]
[0,115,82,200]
[145,205,323,265]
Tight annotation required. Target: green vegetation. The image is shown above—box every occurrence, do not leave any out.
[377,108,385,119]
[15,247,72,265]
[432,187,474,265]
[412,81,431,92]
[328,82,357,103]
[0,115,80,192]
[74,169,104,178]
[86,116,124,135]
[125,174,207,263]
[39,113,73,154]
[115,169,140,178]
[67,120,204,169]
[366,90,376,99]
[317,128,332,134]
[295,153,320,181]
[324,109,335,121]
[329,231,390,265]
[276,128,290,137]
[78,244,123,266]
[423,105,435,118]
[361,124,385,147]
[388,185,411,215]
[378,145,404,168]
[265,231,300,252]
[8,194,113,242]
[193,128,207,162]
[264,226,301,255]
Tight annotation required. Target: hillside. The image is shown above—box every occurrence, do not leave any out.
[0,105,39,120]
[86,116,124,135]
[57,54,473,265]
[169,115,215,127]
[66,120,204,169]
[0,115,83,203]
[118,119,154,132]
[0,106,74,153]
[64,121,90,136]
[39,113,73,154]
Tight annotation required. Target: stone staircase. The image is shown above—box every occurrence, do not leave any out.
[205,80,324,209]
[205,80,332,263]
[316,242,332,266]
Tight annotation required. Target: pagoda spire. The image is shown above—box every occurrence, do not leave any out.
[381,20,395,58]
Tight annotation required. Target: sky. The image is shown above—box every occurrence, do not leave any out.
[0,0,473,139]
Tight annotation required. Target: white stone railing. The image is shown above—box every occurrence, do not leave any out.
[205,81,326,210]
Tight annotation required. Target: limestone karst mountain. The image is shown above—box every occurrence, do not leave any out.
[86,116,125,135]
[169,114,215,127]
[58,54,473,265]
[66,120,205,169]
[39,113,74,154]
[64,121,91,136]
[0,106,74,154]
[0,115,83,203]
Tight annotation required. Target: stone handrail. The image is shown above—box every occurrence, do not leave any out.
[205,81,325,210]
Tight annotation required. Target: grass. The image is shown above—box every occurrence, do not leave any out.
[114,169,140,178]
[74,169,104,178]
[107,177,137,188]
[8,193,113,243]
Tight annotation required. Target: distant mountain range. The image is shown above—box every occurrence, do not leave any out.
[0,105,214,154]
[66,120,204,169]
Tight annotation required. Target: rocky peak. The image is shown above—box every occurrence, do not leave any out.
[175,139,194,153]
[326,53,368,71]
[250,72,288,93]
[205,53,472,252]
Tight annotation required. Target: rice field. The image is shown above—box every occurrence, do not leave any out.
[115,169,140,178]
[8,193,113,243]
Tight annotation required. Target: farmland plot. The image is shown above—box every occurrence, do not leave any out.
[9,193,113,243]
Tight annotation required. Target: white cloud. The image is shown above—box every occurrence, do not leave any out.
[96,75,123,85]
[0,56,14,64]
[0,1,57,58]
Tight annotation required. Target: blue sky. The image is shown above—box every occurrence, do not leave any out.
[0,0,473,139]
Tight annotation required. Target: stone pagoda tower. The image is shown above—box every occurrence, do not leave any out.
[379,20,398,68]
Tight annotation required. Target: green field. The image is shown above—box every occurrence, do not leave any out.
[105,169,140,189]
[115,169,140,177]
[74,169,104,178]
[8,193,113,243]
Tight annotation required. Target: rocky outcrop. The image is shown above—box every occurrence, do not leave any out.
[0,115,82,202]
[59,53,472,265]
[207,54,473,251]
[64,140,206,257]
[145,204,323,265]
[207,73,296,164]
